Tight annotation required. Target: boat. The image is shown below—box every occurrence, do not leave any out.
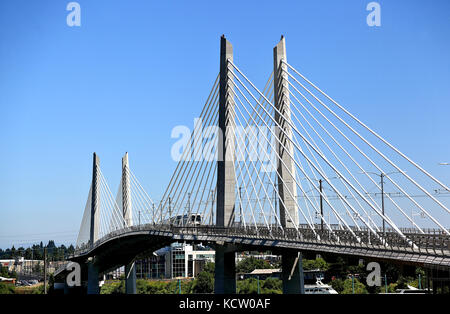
[304,280,338,294]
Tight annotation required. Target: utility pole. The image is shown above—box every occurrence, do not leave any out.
[158,204,161,225]
[210,189,214,226]
[319,179,323,232]
[187,192,191,226]
[169,197,172,219]
[43,247,47,294]
[360,170,402,239]
[239,187,243,227]
[380,173,385,238]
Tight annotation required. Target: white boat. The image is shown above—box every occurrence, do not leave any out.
[304,280,338,294]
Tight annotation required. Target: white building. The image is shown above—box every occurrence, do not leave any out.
[134,242,215,279]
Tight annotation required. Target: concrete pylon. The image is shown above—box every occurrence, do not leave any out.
[273,36,299,229]
[122,152,136,294]
[214,245,236,294]
[88,153,101,294]
[215,35,236,294]
[87,258,100,294]
[216,35,236,228]
[125,262,137,294]
[90,153,100,246]
[122,152,132,227]
[282,251,305,294]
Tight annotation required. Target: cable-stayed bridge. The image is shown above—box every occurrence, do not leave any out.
[62,36,450,294]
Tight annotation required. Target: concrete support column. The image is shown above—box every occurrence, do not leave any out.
[125,262,137,294]
[214,245,236,294]
[90,153,100,247]
[282,251,305,294]
[87,260,99,294]
[273,36,298,228]
[216,35,236,228]
[122,152,133,227]
[122,153,136,294]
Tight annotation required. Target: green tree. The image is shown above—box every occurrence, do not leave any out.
[261,277,282,294]
[193,270,214,293]
[236,257,272,274]
[202,262,215,274]
[0,283,15,294]
[237,278,259,294]
[331,279,344,294]
[341,278,368,294]
[100,281,124,294]
[303,258,330,271]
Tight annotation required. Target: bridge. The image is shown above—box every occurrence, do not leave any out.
[59,36,450,294]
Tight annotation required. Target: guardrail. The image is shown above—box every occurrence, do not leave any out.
[72,223,450,259]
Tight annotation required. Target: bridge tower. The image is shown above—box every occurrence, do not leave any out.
[90,152,100,246]
[214,35,237,294]
[122,152,137,294]
[88,152,100,294]
[273,37,305,294]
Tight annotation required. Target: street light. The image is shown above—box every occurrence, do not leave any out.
[359,171,403,237]
[300,176,340,232]
[439,163,449,166]
[411,209,426,230]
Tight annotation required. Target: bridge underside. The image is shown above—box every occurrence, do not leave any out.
[70,228,450,273]
[55,227,450,294]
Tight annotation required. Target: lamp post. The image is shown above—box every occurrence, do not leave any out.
[359,171,402,238]
[239,187,243,227]
[300,176,339,231]
[411,209,426,230]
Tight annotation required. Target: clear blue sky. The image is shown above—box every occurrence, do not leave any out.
[0,0,449,249]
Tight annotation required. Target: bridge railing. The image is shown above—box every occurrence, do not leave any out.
[72,223,450,259]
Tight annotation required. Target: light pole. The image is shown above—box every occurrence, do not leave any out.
[319,179,323,231]
[239,187,243,227]
[169,197,172,226]
[300,176,339,231]
[360,171,402,238]
[411,209,426,230]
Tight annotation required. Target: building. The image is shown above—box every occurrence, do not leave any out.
[134,242,215,279]
[240,268,282,280]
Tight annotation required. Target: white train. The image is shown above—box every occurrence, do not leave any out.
[165,214,202,226]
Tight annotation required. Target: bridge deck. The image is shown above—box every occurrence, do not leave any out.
[71,224,450,269]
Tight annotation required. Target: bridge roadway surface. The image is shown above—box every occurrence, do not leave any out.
[67,224,450,274]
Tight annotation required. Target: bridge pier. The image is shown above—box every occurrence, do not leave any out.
[282,251,305,294]
[125,262,137,294]
[87,260,100,294]
[214,245,236,294]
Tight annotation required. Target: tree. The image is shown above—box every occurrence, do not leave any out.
[0,282,15,294]
[193,271,214,293]
[236,257,272,274]
[261,277,282,294]
[331,278,344,294]
[202,262,214,274]
[1,266,9,277]
[237,278,258,294]
[303,258,330,271]
[67,245,75,255]
[10,246,16,258]
[341,278,368,294]
[25,248,32,260]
